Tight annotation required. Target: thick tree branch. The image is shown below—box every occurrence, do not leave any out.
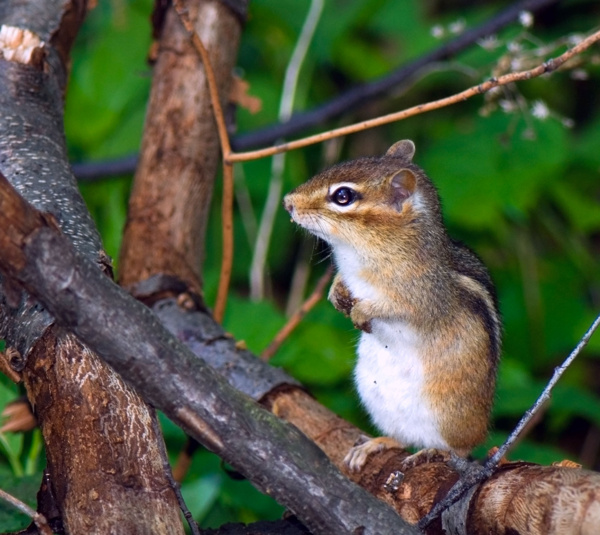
[0,2,186,532]
[169,0,237,321]
[2,169,600,533]
[119,0,241,294]
[0,171,417,535]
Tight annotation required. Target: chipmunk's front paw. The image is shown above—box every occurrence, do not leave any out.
[328,275,373,332]
[328,275,356,317]
[350,306,372,333]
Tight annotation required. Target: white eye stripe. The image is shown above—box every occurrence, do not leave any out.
[329,202,355,213]
[327,182,361,196]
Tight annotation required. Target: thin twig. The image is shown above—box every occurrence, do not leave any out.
[418,311,600,530]
[214,163,234,323]
[227,28,600,163]
[173,0,234,323]
[261,265,334,361]
[72,154,138,181]
[486,312,600,466]
[0,488,52,535]
[172,0,231,155]
[232,0,560,150]
[250,0,324,301]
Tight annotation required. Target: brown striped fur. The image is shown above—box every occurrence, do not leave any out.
[284,140,501,453]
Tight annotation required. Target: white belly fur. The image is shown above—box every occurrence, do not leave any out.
[355,318,450,449]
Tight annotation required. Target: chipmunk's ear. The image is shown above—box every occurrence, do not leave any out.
[389,169,417,211]
[386,139,415,162]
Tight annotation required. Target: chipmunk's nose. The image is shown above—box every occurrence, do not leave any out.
[283,194,294,214]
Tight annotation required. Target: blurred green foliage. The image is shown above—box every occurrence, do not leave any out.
[2,0,600,530]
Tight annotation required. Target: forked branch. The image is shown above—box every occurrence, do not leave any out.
[418,311,600,529]
[227,28,600,162]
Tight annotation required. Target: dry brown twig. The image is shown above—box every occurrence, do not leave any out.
[172,0,234,324]
[228,28,600,163]
[172,3,600,321]
[261,265,334,361]
[0,349,21,383]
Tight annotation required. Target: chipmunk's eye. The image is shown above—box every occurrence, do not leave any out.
[331,187,358,206]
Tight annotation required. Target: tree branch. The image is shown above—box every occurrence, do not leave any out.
[0,487,52,535]
[0,171,417,535]
[70,0,560,181]
[418,310,600,530]
[71,154,138,181]
[171,0,236,321]
[0,2,187,532]
[227,27,600,163]
[231,0,560,150]
[118,0,242,295]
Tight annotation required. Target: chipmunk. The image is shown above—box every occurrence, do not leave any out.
[283,140,501,471]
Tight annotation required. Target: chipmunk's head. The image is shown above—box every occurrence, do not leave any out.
[283,140,443,251]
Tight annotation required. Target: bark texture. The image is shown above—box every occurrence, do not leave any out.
[119,0,242,293]
[0,171,417,535]
[3,168,600,533]
[2,1,595,534]
[24,330,180,534]
[0,2,184,532]
[266,390,600,535]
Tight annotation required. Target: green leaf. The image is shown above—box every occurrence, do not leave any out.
[223,297,286,355]
[0,381,23,476]
[0,466,40,532]
[494,358,541,417]
[65,0,152,159]
[550,180,600,234]
[181,473,223,524]
[422,113,569,230]
[549,384,600,429]
[79,177,130,268]
[273,318,355,386]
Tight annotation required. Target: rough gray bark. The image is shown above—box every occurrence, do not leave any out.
[152,296,300,399]
[0,0,102,359]
[0,2,185,532]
